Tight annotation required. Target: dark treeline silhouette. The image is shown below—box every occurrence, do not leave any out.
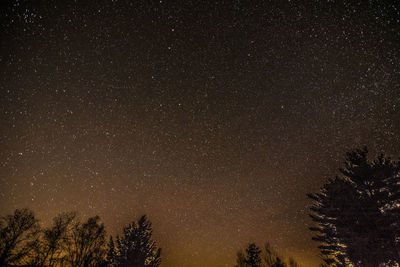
[308,147,400,266]
[234,242,300,267]
[0,210,161,267]
[2,148,400,267]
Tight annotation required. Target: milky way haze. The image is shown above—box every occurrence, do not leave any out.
[1,1,399,266]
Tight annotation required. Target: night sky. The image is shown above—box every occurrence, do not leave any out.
[1,0,399,266]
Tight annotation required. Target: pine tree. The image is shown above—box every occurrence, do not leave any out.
[115,215,161,267]
[234,242,299,267]
[245,243,262,267]
[308,147,400,266]
[288,257,299,267]
[235,243,290,267]
[235,251,247,267]
[271,257,285,267]
[263,242,287,267]
[106,236,117,266]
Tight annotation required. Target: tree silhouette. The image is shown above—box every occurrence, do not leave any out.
[264,242,288,267]
[63,215,106,267]
[235,242,299,267]
[0,208,39,266]
[26,212,76,266]
[106,236,117,266]
[234,243,262,267]
[308,147,400,266]
[271,257,285,267]
[115,215,161,267]
[288,257,299,267]
[235,250,247,267]
[263,242,282,267]
[0,210,165,267]
[246,243,262,267]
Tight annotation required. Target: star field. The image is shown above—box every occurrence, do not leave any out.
[1,1,399,266]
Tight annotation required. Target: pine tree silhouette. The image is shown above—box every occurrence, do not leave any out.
[115,215,161,267]
[308,147,400,266]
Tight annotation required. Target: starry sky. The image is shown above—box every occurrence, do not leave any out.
[0,0,399,266]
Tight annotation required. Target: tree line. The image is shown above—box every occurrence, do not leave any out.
[234,242,300,267]
[234,147,400,267]
[1,147,400,266]
[0,211,160,267]
[308,147,400,266]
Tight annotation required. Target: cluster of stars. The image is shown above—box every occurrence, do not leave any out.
[1,1,399,266]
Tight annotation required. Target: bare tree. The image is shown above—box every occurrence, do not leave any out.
[0,208,39,266]
[64,216,106,267]
[26,212,76,266]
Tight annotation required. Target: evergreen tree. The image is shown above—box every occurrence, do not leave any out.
[235,242,293,267]
[245,243,262,267]
[234,251,247,267]
[288,257,299,267]
[115,215,161,267]
[106,236,117,266]
[308,147,400,266]
[271,257,285,267]
[263,242,287,267]
[234,243,262,267]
